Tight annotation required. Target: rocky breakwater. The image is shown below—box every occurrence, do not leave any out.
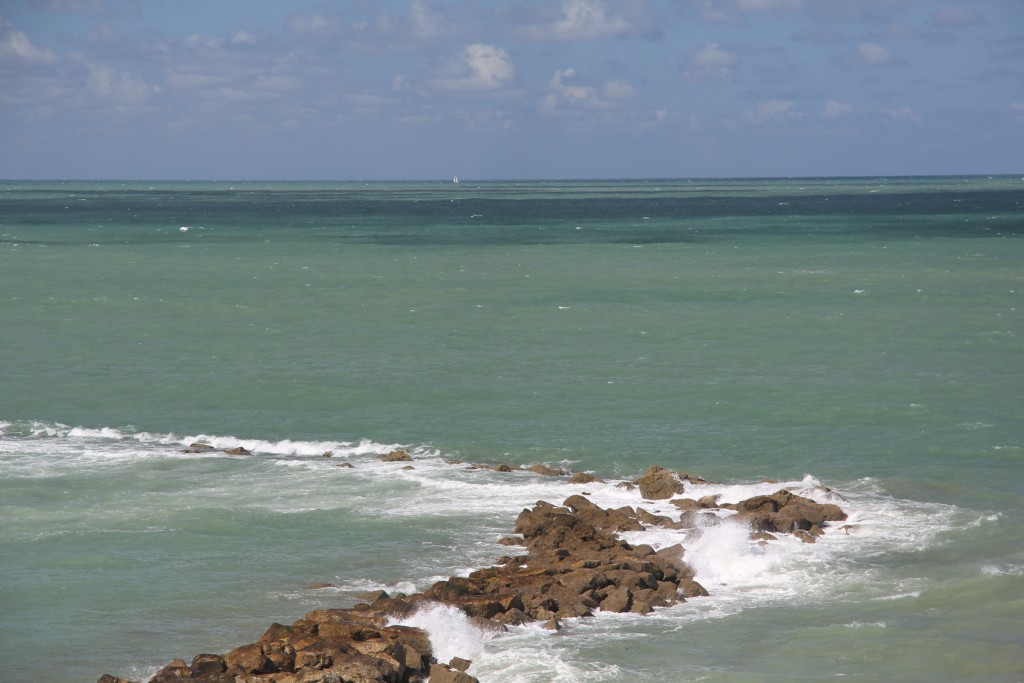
[98,464,847,683]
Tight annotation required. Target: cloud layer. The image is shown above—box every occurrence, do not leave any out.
[1,0,1021,179]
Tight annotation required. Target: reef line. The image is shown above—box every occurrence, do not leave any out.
[98,461,847,683]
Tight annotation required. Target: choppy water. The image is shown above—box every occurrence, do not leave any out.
[1,177,1022,682]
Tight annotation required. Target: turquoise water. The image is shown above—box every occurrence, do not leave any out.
[1,177,1022,682]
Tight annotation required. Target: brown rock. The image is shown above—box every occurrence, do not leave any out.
[600,585,632,612]
[428,663,480,683]
[327,653,401,683]
[358,590,389,604]
[636,465,685,500]
[449,657,472,672]
[527,463,569,476]
[336,462,354,468]
[492,607,531,625]
[225,643,277,675]
[379,449,412,462]
[294,650,332,671]
[150,659,190,682]
[97,676,134,683]
[568,472,603,484]
[223,446,252,456]
[181,442,216,453]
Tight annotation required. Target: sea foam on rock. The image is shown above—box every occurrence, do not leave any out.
[98,463,846,683]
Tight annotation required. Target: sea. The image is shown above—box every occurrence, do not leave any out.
[1,176,1022,683]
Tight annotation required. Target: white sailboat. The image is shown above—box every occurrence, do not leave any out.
[452,174,459,184]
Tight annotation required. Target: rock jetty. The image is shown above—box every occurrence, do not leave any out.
[98,464,847,683]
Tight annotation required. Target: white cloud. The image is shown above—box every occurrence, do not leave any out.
[540,68,639,116]
[836,41,900,68]
[515,0,659,42]
[683,42,738,83]
[743,99,798,124]
[881,107,920,124]
[931,7,983,28]
[541,68,595,112]
[85,61,159,105]
[694,0,804,23]
[28,0,118,15]
[821,99,852,119]
[409,0,446,41]
[430,44,515,93]
[602,79,638,100]
[0,20,59,64]
[286,12,347,43]
[734,0,805,11]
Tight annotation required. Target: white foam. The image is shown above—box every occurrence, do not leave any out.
[67,426,126,439]
[389,603,487,664]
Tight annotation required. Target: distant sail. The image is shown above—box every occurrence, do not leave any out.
[452,175,459,184]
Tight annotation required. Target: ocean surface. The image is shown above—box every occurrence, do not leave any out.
[1,176,1022,683]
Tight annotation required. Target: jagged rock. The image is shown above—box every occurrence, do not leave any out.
[527,463,569,476]
[449,657,472,672]
[678,471,710,484]
[568,472,603,484]
[97,676,135,683]
[181,442,216,453]
[225,642,276,675]
[114,469,843,683]
[600,585,632,613]
[358,590,389,604]
[223,446,252,456]
[727,490,847,534]
[636,465,686,500]
[428,663,479,683]
[378,450,412,462]
[492,463,514,472]
[322,451,333,457]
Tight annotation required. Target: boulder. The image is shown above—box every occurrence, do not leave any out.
[181,442,216,453]
[378,450,412,462]
[636,465,685,500]
[527,463,569,476]
[728,490,847,534]
[449,657,472,673]
[222,446,251,456]
[600,585,632,613]
[568,472,602,484]
[428,663,479,683]
[224,643,276,675]
[119,469,843,683]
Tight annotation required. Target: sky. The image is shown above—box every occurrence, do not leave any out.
[1,0,1022,180]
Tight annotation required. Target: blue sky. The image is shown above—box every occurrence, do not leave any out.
[1,0,1022,180]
